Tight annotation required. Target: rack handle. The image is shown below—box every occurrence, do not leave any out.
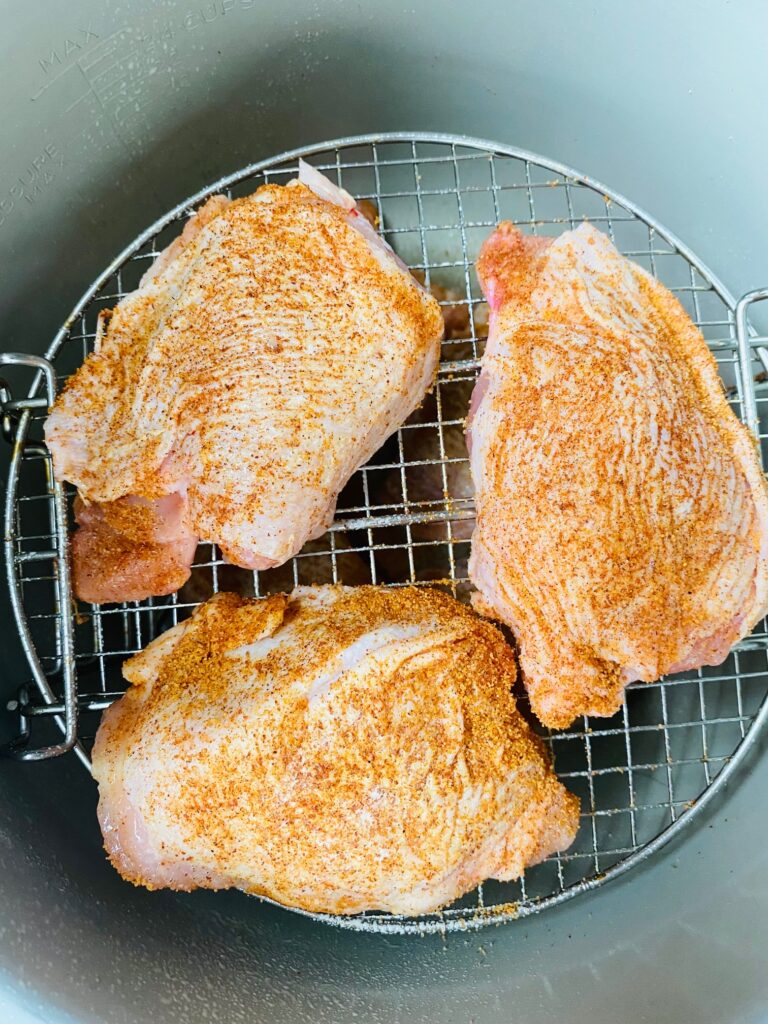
[0,353,79,760]
[735,289,768,440]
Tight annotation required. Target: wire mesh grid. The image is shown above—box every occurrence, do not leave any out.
[6,133,768,932]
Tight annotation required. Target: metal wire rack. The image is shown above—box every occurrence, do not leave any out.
[3,133,768,934]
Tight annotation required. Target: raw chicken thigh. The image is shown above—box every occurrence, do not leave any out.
[92,585,579,915]
[468,222,768,729]
[46,164,443,603]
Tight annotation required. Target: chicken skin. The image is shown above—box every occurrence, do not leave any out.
[46,164,443,603]
[92,586,579,915]
[467,222,768,729]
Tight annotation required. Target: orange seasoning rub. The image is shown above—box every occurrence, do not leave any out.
[46,173,443,603]
[92,585,579,914]
[469,221,768,728]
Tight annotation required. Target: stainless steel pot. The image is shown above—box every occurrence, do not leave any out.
[2,1,767,1021]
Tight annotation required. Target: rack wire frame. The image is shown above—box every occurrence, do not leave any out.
[4,133,768,934]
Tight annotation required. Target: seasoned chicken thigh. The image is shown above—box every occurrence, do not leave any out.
[46,165,443,603]
[92,586,579,915]
[468,222,768,729]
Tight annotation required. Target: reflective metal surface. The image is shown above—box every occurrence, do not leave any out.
[1,1,767,1020]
